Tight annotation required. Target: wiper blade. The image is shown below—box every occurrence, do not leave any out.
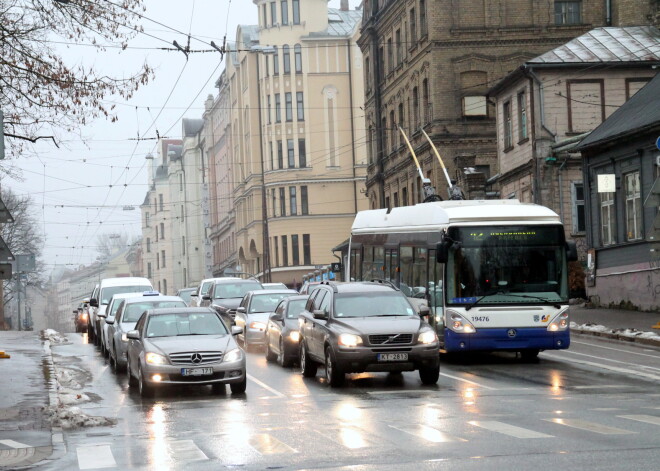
[465,292,561,310]
[372,314,408,317]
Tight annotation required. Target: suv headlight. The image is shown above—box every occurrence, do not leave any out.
[145,352,167,365]
[289,331,300,342]
[547,309,569,332]
[223,348,243,362]
[418,329,438,344]
[446,310,476,334]
[338,333,363,347]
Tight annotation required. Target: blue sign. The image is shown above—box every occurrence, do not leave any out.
[451,297,479,304]
[656,136,660,151]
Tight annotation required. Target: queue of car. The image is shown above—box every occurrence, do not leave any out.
[81,275,440,398]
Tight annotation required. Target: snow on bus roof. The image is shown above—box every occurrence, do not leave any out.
[351,200,560,233]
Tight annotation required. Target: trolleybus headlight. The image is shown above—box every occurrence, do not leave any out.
[418,329,438,344]
[547,310,569,332]
[447,310,477,334]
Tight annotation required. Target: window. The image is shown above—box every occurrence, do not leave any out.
[292,0,300,24]
[269,141,274,169]
[277,140,283,168]
[281,235,288,266]
[160,222,165,239]
[285,92,293,121]
[161,250,166,268]
[410,7,416,44]
[389,110,396,150]
[156,252,160,269]
[382,116,388,155]
[272,188,277,217]
[287,139,295,167]
[412,86,419,130]
[180,204,184,221]
[182,236,186,255]
[518,91,528,141]
[267,95,271,124]
[387,38,393,73]
[555,1,581,25]
[270,1,277,25]
[159,193,164,211]
[281,0,288,25]
[420,0,427,36]
[262,3,267,27]
[600,191,616,246]
[296,92,304,121]
[393,191,399,208]
[275,93,281,122]
[273,46,279,75]
[572,183,585,233]
[298,139,306,167]
[179,173,183,191]
[402,187,408,206]
[395,29,402,66]
[283,45,291,74]
[145,212,150,227]
[301,186,308,214]
[303,234,311,265]
[146,238,151,253]
[294,44,302,73]
[289,186,297,215]
[422,79,430,123]
[291,234,300,265]
[163,279,167,295]
[625,171,642,241]
[279,187,286,216]
[273,236,279,267]
[503,101,513,150]
[147,262,152,279]
[398,103,404,137]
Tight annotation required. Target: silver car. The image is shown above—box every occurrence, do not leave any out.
[234,289,299,350]
[126,307,246,397]
[106,295,187,372]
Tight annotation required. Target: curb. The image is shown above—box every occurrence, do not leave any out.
[570,327,660,348]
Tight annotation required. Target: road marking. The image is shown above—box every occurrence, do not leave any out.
[76,444,116,470]
[573,385,628,389]
[314,427,374,449]
[542,352,660,382]
[390,424,467,443]
[617,415,660,426]
[549,350,660,373]
[572,340,660,359]
[0,440,31,449]
[440,372,497,390]
[468,421,553,439]
[247,374,286,398]
[368,389,436,395]
[167,439,208,461]
[545,418,636,435]
[248,433,297,455]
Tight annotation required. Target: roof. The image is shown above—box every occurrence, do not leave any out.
[335,282,398,293]
[167,144,182,161]
[304,8,361,39]
[576,72,660,150]
[250,289,299,295]
[530,26,660,64]
[182,118,204,137]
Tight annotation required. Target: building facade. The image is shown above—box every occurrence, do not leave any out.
[358,0,655,209]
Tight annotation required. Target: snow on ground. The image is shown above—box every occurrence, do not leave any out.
[571,322,660,343]
[42,329,71,345]
[43,405,116,430]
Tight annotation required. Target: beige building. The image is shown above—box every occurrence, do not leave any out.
[488,26,659,259]
[223,0,368,287]
[357,0,655,208]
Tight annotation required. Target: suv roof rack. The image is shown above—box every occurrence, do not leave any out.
[366,279,400,291]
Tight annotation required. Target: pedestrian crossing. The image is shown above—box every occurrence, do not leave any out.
[65,413,660,469]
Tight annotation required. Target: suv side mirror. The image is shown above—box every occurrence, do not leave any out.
[90,298,99,307]
[191,291,198,297]
[231,326,242,336]
[202,295,211,301]
[98,312,107,318]
[419,305,430,316]
[105,318,115,325]
[126,330,140,340]
[236,307,246,314]
[312,309,327,320]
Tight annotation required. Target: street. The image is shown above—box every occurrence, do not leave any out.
[35,332,660,471]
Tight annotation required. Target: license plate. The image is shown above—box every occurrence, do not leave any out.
[377,353,408,362]
[181,367,213,376]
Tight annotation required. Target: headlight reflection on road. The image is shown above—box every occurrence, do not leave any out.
[339,427,368,449]
[335,401,362,425]
[147,403,171,470]
[550,371,563,396]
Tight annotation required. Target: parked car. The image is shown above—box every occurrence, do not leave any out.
[234,289,298,350]
[106,294,187,372]
[203,277,264,327]
[265,295,309,367]
[126,307,246,397]
[175,287,197,306]
[101,292,147,357]
[299,281,322,295]
[87,284,99,341]
[90,277,153,348]
[73,300,90,333]
[298,281,440,387]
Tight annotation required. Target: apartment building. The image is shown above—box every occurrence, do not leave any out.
[224,0,368,286]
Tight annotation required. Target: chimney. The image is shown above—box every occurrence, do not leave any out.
[340,0,349,11]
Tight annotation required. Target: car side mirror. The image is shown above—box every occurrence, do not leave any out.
[271,313,283,322]
[126,330,140,340]
[419,305,430,316]
[90,298,99,307]
[231,326,242,336]
[202,295,211,301]
[191,291,198,297]
[566,240,578,262]
[105,318,115,325]
[312,309,327,320]
[236,307,246,314]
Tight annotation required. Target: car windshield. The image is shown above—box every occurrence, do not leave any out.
[214,281,262,299]
[249,293,295,313]
[334,291,415,318]
[101,285,152,304]
[108,300,126,318]
[286,299,307,319]
[146,312,228,337]
[177,290,194,304]
[123,301,186,322]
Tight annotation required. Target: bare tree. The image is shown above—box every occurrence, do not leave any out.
[0,0,152,158]
[96,232,129,261]
[1,186,45,305]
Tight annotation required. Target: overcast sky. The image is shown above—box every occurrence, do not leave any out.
[2,0,361,274]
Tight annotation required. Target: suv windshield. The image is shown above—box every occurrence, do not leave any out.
[124,301,186,322]
[213,281,262,299]
[101,285,152,304]
[334,291,415,318]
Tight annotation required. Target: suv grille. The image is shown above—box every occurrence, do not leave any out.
[169,351,223,365]
[369,334,413,345]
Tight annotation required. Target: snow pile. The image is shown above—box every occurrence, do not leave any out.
[42,329,71,345]
[55,367,83,390]
[59,391,91,406]
[43,405,116,430]
[571,322,660,343]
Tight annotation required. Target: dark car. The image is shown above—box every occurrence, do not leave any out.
[202,277,264,326]
[234,289,299,350]
[265,295,309,367]
[175,288,197,306]
[298,281,440,387]
[74,300,90,333]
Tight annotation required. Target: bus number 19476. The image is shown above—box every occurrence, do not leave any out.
[471,316,490,322]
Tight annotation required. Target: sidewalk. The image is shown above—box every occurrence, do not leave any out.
[569,303,660,347]
[0,331,59,469]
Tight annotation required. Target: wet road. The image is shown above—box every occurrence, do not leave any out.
[42,333,660,471]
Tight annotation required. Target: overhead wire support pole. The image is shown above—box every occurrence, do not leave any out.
[420,128,464,200]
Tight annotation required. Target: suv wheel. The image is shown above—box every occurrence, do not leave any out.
[419,365,440,385]
[300,342,318,378]
[325,346,344,387]
[127,358,137,386]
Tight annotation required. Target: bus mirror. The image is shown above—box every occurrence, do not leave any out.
[566,240,578,262]
[436,240,450,263]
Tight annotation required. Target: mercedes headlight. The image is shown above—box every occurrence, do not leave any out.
[223,348,243,363]
[145,352,167,365]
